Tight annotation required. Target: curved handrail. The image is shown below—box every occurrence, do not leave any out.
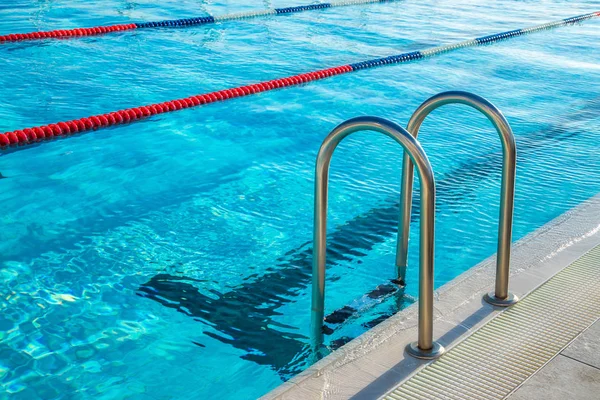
[312,116,444,359]
[396,91,518,306]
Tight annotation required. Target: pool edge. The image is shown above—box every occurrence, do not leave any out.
[262,192,600,399]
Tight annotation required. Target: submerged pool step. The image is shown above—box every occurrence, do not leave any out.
[384,244,600,400]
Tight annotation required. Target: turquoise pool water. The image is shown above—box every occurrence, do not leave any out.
[1,0,599,398]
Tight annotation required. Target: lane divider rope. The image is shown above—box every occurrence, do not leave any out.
[0,0,394,43]
[1,12,598,150]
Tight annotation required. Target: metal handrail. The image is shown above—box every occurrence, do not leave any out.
[311,116,445,359]
[396,91,519,307]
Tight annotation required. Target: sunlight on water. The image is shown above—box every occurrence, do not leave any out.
[0,0,599,398]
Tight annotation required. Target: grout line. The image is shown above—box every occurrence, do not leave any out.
[559,353,600,371]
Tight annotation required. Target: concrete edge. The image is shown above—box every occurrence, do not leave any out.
[262,192,600,400]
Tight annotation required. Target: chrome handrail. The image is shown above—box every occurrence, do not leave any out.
[396,91,519,307]
[311,116,445,359]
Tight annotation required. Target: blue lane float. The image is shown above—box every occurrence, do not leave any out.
[275,4,332,14]
[136,16,216,29]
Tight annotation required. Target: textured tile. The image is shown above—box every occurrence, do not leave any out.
[508,355,600,400]
[562,319,600,369]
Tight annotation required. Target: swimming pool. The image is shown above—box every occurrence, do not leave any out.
[1,0,599,398]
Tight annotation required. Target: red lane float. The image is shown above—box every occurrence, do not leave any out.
[1,11,598,150]
[0,1,387,43]
[0,24,138,42]
[0,66,353,148]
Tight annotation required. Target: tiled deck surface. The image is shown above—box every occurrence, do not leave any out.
[384,243,600,399]
[508,319,600,400]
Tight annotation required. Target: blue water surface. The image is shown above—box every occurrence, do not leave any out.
[0,0,599,398]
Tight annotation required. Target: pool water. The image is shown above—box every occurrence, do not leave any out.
[1,0,599,398]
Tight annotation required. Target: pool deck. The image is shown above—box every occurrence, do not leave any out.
[508,319,600,400]
[263,193,600,399]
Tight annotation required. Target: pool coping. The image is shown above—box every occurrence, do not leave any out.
[262,192,600,399]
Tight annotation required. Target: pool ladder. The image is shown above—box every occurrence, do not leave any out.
[311,91,518,359]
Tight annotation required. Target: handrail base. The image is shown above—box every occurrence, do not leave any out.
[484,291,519,307]
[405,341,445,360]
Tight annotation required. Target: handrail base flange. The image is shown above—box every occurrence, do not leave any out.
[405,341,445,360]
[484,291,519,307]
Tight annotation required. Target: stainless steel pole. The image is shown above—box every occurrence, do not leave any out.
[396,91,518,307]
[311,116,444,359]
